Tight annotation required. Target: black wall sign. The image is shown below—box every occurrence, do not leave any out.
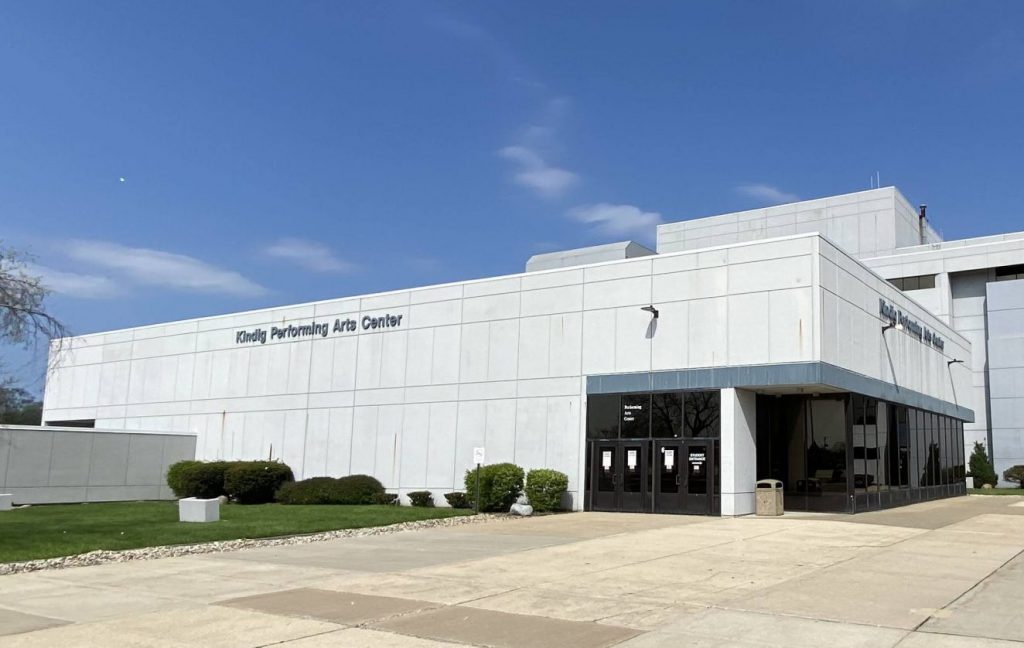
[879,300,945,351]
[235,313,403,345]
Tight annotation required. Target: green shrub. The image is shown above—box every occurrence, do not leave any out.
[407,490,434,507]
[1003,465,1024,488]
[166,460,231,499]
[276,477,347,504]
[335,474,386,504]
[374,492,398,505]
[166,460,203,497]
[525,469,568,512]
[464,463,524,512]
[224,461,294,504]
[444,492,470,509]
[968,442,998,488]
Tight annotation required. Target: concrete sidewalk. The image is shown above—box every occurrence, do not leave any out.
[2,496,1023,647]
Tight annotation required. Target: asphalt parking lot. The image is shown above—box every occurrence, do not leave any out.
[2,495,1023,647]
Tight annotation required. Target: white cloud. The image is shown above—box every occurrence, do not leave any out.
[567,203,662,238]
[67,240,266,297]
[265,238,354,273]
[735,184,800,205]
[27,264,121,299]
[498,145,578,199]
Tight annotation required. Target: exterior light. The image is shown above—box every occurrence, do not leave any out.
[947,359,964,366]
[641,305,659,319]
[882,323,896,332]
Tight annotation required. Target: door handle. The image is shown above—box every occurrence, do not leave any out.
[675,474,681,486]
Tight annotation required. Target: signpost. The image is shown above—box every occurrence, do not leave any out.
[473,447,485,514]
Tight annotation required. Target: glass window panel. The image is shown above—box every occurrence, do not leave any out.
[896,406,910,488]
[684,391,720,437]
[913,409,926,488]
[852,396,868,492]
[806,398,848,511]
[942,417,951,485]
[920,274,936,289]
[927,413,940,487]
[958,420,966,481]
[620,394,651,438]
[651,392,683,438]
[586,395,620,439]
[904,276,920,290]
[876,402,889,491]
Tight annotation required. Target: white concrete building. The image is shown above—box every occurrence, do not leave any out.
[43,186,1016,515]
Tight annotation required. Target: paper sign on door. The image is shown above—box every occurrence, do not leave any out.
[664,449,675,470]
[602,450,612,470]
[627,449,638,470]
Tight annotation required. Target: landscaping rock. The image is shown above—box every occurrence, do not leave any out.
[510,495,533,517]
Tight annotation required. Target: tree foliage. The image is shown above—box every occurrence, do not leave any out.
[968,441,998,488]
[0,378,42,425]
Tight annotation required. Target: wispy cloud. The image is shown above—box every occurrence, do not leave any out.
[27,264,120,299]
[735,184,800,206]
[567,203,662,239]
[265,238,354,274]
[499,145,578,199]
[67,240,266,297]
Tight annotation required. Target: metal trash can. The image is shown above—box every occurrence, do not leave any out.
[755,479,784,516]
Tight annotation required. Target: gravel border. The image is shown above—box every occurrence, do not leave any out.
[0,512,517,576]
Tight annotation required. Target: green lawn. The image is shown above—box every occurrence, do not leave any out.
[968,488,1024,496]
[0,501,474,563]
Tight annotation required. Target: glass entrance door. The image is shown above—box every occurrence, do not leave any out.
[588,441,648,513]
[591,442,618,511]
[682,442,713,514]
[654,440,684,513]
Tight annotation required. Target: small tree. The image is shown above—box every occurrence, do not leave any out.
[968,442,998,488]
[1003,465,1024,489]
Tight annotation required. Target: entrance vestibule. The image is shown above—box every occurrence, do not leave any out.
[585,390,721,515]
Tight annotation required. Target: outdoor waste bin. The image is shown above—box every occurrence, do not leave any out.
[755,479,784,516]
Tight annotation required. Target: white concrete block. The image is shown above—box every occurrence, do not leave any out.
[0,494,12,511]
[179,497,219,523]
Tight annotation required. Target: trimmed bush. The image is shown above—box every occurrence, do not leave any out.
[166,460,203,498]
[407,490,434,507]
[374,492,398,505]
[968,442,998,488]
[525,469,568,512]
[464,463,524,512]
[335,474,386,504]
[276,475,391,505]
[276,477,347,505]
[224,461,294,504]
[1003,465,1024,488]
[166,460,230,499]
[444,492,470,509]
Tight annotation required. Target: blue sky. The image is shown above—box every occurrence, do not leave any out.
[3,1,1024,391]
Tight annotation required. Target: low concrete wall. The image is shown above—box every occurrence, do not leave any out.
[0,425,196,505]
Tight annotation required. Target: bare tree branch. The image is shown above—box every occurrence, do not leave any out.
[0,243,71,376]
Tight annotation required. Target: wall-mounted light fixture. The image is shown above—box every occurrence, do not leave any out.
[947,358,965,366]
[641,305,659,319]
[882,323,896,333]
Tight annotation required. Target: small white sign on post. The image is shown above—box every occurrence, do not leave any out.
[473,446,486,465]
